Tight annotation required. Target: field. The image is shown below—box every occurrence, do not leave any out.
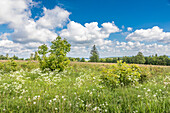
[0,61,170,113]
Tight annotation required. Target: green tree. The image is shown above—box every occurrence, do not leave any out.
[34,52,39,60]
[38,44,48,58]
[38,36,71,72]
[134,52,146,64]
[89,45,99,62]
[12,55,19,60]
[80,58,85,62]
[30,53,34,60]
[6,53,9,60]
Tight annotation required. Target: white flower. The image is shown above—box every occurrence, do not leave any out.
[53,98,56,101]
[62,96,64,98]
[153,94,156,97]
[55,108,58,110]
[138,95,141,97]
[33,102,36,104]
[147,89,151,92]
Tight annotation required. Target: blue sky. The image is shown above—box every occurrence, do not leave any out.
[0,0,170,58]
[33,0,170,30]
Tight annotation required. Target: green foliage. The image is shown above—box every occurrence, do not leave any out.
[89,45,99,62]
[101,60,142,88]
[0,63,169,112]
[34,51,39,60]
[38,36,71,72]
[0,62,4,70]
[134,52,146,64]
[38,44,48,57]
[30,53,34,60]
[80,58,85,62]
[98,52,170,66]
[3,59,18,72]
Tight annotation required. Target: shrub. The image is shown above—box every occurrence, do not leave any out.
[38,36,71,72]
[0,62,4,70]
[101,60,142,88]
[3,59,18,72]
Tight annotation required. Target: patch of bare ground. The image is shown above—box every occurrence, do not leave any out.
[70,61,170,68]
[0,60,38,63]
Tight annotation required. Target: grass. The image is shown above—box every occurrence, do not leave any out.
[0,63,170,113]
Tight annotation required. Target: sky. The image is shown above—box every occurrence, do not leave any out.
[0,0,170,58]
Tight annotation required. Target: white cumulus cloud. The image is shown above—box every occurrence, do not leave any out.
[127,27,133,31]
[37,6,70,29]
[126,26,170,44]
[60,21,120,44]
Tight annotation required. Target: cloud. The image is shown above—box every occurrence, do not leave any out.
[0,39,32,57]
[126,26,170,44]
[0,33,10,40]
[37,6,70,29]
[0,0,70,44]
[11,20,58,43]
[60,21,120,44]
[122,25,125,29]
[0,0,31,25]
[127,27,133,31]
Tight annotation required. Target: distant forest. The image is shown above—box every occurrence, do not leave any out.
[0,52,170,66]
[69,52,170,66]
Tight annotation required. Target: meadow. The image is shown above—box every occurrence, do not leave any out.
[0,61,170,113]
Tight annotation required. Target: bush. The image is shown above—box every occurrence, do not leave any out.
[38,36,71,72]
[0,62,4,70]
[101,60,142,88]
[3,59,18,72]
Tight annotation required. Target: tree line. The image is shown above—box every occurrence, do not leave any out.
[89,45,170,66]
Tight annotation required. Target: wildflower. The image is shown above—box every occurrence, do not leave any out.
[55,108,58,110]
[62,96,64,98]
[147,89,150,92]
[93,107,98,111]
[138,95,141,97]
[153,94,156,97]
[33,102,36,104]
[53,98,56,101]
[105,109,107,112]
[90,92,92,95]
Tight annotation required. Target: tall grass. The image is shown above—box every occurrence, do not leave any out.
[0,63,169,112]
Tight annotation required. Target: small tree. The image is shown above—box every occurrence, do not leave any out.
[38,36,71,72]
[80,58,85,62]
[34,51,39,61]
[89,45,99,62]
[30,53,34,60]
[6,53,9,60]
[135,52,146,64]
